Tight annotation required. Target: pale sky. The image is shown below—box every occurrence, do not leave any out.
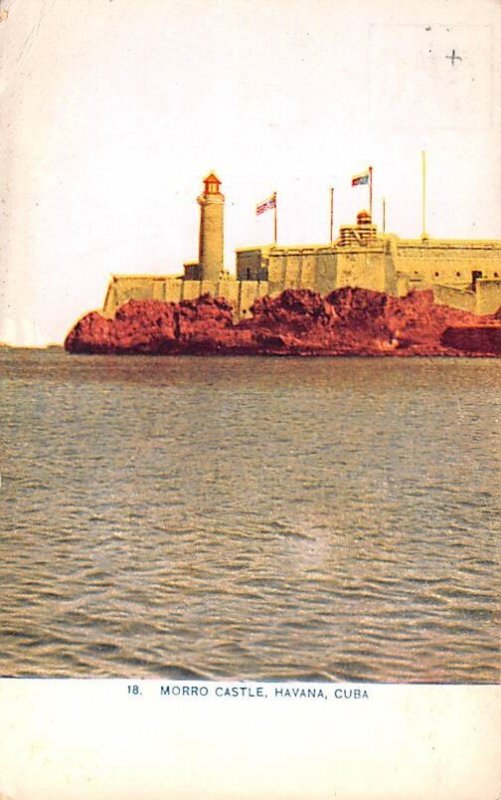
[1,0,500,345]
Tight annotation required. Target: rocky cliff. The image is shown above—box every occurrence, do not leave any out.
[64,288,501,356]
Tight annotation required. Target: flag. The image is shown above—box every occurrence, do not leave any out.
[256,193,276,215]
[352,172,369,187]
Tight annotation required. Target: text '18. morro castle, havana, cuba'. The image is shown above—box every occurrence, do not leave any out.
[65,173,501,356]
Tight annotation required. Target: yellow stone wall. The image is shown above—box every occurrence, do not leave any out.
[239,280,269,317]
[236,250,263,281]
[336,250,387,293]
[434,285,477,313]
[260,248,337,296]
[216,278,240,310]
[313,253,338,295]
[103,276,182,316]
[476,278,501,314]
[165,277,183,304]
[299,254,317,289]
[181,280,208,301]
[102,275,268,320]
[434,280,501,314]
[393,243,501,288]
[266,256,285,295]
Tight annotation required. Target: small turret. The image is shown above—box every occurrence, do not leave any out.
[339,210,377,246]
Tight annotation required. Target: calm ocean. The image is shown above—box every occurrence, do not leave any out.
[0,350,499,681]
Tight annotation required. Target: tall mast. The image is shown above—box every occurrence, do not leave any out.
[421,151,427,238]
[329,187,334,245]
[369,166,373,218]
[273,192,277,245]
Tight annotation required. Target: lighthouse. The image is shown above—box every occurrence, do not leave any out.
[197,173,224,282]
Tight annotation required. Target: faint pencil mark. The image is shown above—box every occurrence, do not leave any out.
[446,49,462,66]
[1,0,57,87]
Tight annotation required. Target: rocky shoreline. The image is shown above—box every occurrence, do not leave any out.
[64,288,501,357]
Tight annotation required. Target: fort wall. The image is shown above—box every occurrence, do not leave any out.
[336,250,387,293]
[102,274,268,320]
[476,278,501,314]
[392,242,501,289]
[434,285,477,313]
[103,276,183,315]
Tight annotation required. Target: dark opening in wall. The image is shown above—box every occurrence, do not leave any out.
[434,271,440,277]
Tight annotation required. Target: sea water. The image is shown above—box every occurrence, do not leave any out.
[0,350,499,681]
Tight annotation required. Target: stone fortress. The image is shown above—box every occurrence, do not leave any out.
[102,173,501,319]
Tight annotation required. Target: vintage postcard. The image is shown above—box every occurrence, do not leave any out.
[0,0,499,797]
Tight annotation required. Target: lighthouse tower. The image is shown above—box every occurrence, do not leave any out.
[197,173,224,282]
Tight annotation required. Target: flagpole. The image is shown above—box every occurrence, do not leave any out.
[421,151,427,238]
[382,196,386,233]
[369,166,373,219]
[329,187,334,245]
[273,192,277,245]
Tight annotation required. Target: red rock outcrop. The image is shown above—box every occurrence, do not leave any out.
[440,325,501,355]
[64,289,501,356]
